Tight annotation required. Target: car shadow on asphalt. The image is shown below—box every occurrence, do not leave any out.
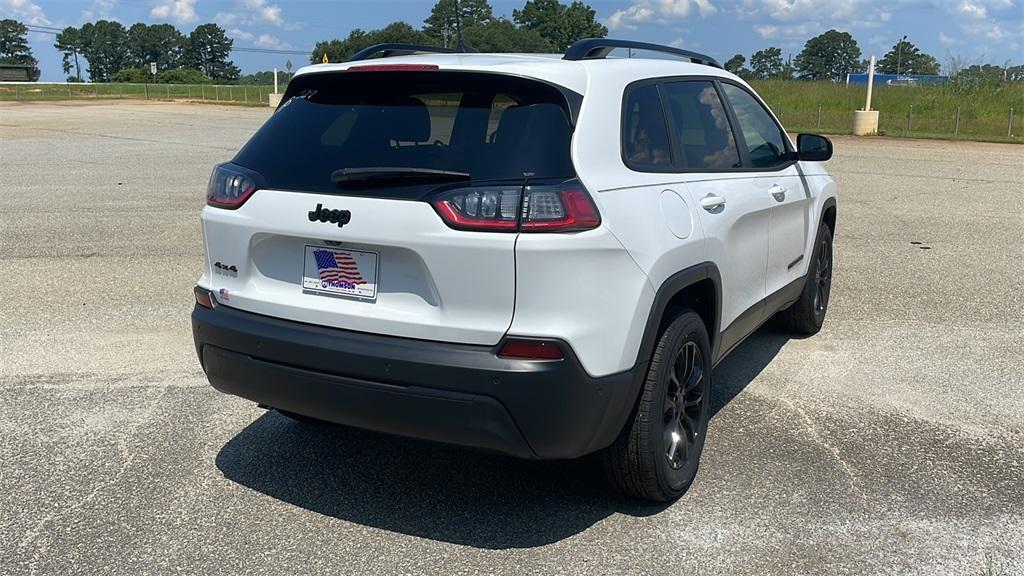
[215,327,790,549]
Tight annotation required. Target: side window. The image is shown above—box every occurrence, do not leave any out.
[720,83,790,168]
[622,84,672,169]
[662,81,740,170]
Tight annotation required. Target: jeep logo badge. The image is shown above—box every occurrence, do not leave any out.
[308,204,351,228]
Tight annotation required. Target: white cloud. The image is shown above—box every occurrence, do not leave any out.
[754,22,816,40]
[82,0,118,21]
[938,32,958,46]
[242,0,283,26]
[962,20,1008,40]
[150,0,197,23]
[215,0,302,32]
[253,33,291,50]
[740,0,859,23]
[215,11,239,25]
[607,0,716,31]
[956,0,988,18]
[0,0,51,25]
[227,27,254,41]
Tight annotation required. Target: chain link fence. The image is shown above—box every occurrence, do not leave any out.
[0,82,278,106]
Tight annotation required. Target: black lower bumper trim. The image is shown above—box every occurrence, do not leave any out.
[192,300,643,459]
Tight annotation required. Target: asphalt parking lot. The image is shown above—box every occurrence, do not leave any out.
[2,100,1023,575]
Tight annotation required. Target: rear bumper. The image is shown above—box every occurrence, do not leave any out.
[191,295,643,459]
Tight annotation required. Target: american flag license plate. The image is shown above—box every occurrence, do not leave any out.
[302,245,378,301]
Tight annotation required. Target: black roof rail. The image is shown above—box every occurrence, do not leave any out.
[563,38,721,69]
[348,41,477,62]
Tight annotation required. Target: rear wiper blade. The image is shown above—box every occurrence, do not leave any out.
[331,167,471,184]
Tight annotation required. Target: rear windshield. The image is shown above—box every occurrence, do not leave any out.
[233,71,577,195]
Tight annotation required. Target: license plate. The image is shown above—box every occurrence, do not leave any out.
[302,245,379,301]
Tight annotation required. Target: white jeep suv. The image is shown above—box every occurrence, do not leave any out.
[192,39,837,502]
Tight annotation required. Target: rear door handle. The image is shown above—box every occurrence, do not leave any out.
[769,185,787,202]
[700,195,726,212]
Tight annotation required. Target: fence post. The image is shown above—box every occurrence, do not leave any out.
[245,86,249,103]
[954,106,961,138]
[907,104,913,134]
[165,85,170,99]
[94,84,99,98]
[14,84,18,99]
[201,85,205,100]
[1009,108,1015,138]
[215,85,219,101]
[145,84,149,100]
[188,86,192,99]
[68,85,72,98]
[119,84,123,98]
[816,104,822,129]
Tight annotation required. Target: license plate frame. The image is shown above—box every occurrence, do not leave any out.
[302,245,379,301]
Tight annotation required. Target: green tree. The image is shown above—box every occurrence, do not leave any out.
[462,18,555,52]
[237,70,294,85]
[724,53,746,75]
[311,22,430,63]
[750,47,784,79]
[185,24,239,81]
[0,19,40,80]
[513,0,607,51]
[423,0,493,48]
[794,29,861,82]
[54,26,84,82]
[877,39,939,75]
[79,20,129,82]
[126,23,185,71]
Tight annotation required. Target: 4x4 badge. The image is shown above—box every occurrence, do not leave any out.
[308,203,351,228]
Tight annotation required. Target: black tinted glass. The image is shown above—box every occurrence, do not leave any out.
[721,83,790,168]
[622,84,672,169]
[234,72,576,195]
[662,81,740,170]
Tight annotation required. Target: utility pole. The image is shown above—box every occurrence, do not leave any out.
[896,34,907,77]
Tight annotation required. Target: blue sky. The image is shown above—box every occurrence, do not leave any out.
[3,0,1022,81]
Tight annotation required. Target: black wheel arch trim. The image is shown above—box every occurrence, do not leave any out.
[633,262,723,370]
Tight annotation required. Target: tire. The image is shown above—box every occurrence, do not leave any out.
[602,311,712,502]
[778,223,833,336]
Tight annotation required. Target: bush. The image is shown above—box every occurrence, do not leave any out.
[157,68,211,84]
[109,67,151,83]
[109,67,211,84]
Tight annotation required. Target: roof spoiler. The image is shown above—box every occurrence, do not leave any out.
[563,39,722,69]
[348,41,478,62]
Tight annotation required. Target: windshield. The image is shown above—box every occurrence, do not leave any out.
[233,71,578,196]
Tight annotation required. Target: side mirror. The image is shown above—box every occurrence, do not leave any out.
[797,133,833,162]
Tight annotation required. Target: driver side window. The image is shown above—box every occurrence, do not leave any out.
[720,83,790,169]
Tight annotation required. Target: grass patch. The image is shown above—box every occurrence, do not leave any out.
[750,80,1024,144]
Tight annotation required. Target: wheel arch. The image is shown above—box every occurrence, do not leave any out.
[821,196,837,236]
[634,262,722,369]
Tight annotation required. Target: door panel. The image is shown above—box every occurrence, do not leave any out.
[763,167,812,295]
[686,176,772,330]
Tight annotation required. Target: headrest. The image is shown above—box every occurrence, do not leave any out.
[379,97,431,142]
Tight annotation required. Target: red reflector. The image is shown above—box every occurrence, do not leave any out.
[347,64,440,72]
[194,287,214,309]
[498,340,564,360]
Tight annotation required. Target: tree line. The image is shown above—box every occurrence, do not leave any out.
[724,31,941,82]
[312,0,607,62]
[2,1,1021,86]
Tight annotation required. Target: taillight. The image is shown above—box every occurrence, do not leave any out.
[207,163,259,209]
[430,179,600,233]
[498,339,564,360]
